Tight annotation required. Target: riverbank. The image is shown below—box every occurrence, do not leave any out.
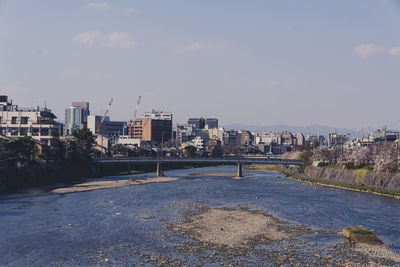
[245,165,400,198]
[168,204,400,266]
[0,161,93,193]
[0,160,216,194]
[52,177,180,194]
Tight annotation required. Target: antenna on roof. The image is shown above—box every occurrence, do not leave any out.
[44,100,47,109]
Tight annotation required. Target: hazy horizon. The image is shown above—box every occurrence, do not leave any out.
[1,1,400,129]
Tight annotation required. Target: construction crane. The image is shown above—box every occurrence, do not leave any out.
[97,98,114,135]
[128,96,142,137]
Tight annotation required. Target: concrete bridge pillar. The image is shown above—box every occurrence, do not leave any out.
[156,163,164,177]
[236,163,243,178]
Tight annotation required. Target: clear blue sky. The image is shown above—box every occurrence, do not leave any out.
[1,0,400,129]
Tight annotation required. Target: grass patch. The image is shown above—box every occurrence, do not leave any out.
[244,165,280,172]
[318,163,342,169]
[354,168,368,184]
[342,226,382,245]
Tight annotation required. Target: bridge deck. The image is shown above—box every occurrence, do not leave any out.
[93,157,303,166]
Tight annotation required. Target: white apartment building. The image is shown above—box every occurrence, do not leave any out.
[0,96,61,146]
[182,136,204,150]
[206,127,225,142]
[116,135,151,150]
[143,110,173,121]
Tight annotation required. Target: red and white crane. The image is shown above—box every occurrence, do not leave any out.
[128,96,141,137]
[97,98,114,134]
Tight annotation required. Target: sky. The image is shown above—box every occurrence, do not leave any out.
[1,1,400,130]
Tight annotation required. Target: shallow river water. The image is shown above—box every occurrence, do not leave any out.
[1,166,400,266]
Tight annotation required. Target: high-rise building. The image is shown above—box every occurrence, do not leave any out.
[143,110,173,121]
[188,118,206,130]
[205,118,218,129]
[143,110,173,140]
[64,102,90,135]
[188,117,218,130]
[130,118,172,144]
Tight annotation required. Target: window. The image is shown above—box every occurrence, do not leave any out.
[20,117,28,124]
[10,128,18,136]
[32,128,39,136]
[52,128,59,137]
[20,128,28,136]
[11,117,17,124]
[41,128,49,136]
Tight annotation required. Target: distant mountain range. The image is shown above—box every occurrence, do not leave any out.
[223,124,364,137]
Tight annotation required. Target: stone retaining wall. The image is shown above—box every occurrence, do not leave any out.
[305,166,400,193]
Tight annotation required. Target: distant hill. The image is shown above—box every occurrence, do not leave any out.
[223,124,363,137]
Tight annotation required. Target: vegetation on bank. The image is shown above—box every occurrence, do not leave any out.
[245,164,400,198]
[342,226,382,245]
[312,145,400,173]
[244,165,280,172]
[0,128,96,192]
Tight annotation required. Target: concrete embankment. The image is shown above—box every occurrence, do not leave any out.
[0,162,93,193]
[304,166,400,194]
[0,160,218,193]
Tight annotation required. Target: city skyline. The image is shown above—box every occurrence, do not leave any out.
[1,1,400,129]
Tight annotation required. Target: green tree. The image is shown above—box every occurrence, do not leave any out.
[72,128,95,161]
[210,145,223,158]
[7,137,40,165]
[183,145,197,158]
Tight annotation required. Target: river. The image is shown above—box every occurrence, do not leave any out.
[1,166,399,266]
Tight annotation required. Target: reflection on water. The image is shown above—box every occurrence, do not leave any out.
[0,166,399,266]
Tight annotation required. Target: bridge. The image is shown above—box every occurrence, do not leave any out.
[93,157,303,178]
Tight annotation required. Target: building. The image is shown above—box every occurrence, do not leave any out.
[205,118,218,129]
[255,132,279,145]
[188,118,206,130]
[295,133,305,146]
[354,137,373,148]
[143,110,173,142]
[206,139,222,155]
[257,143,289,155]
[239,130,253,145]
[306,134,326,147]
[279,131,295,146]
[64,102,90,135]
[93,135,110,156]
[182,136,204,150]
[143,110,173,121]
[0,95,61,146]
[206,127,225,142]
[130,118,172,144]
[188,117,218,130]
[116,136,150,149]
[328,132,349,148]
[176,124,196,146]
[87,115,127,142]
[369,129,399,143]
[224,130,242,147]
